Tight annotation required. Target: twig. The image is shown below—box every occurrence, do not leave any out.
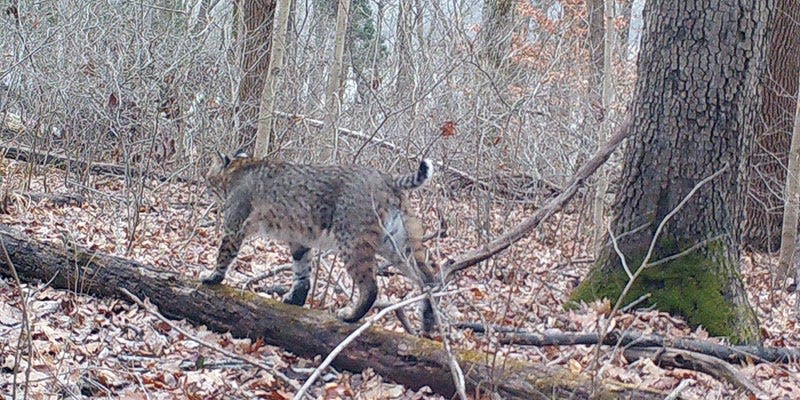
[430,291,467,400]
[664,379,694,400]
[119,288,302,394]
[293,292,431,400]
[2,239,33,400]
[243,263,292,289]
[614,165,729,312]
[647,234,726,268]
[373,301,415,334]
[619,293,651,313]
[272,110,527,197]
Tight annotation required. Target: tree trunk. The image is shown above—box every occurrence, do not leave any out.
[236,0,276,149]
[625,0,646,61]
[323,0,350,162]
[394,0,415,96]
[743,0,800,252]
[254,0,292,157]
[591,0,616,251]
[586,0,604,92]
[571,0,770,344]
[479,0,517,72]
[777,84,800,279]
[0,224,661,400]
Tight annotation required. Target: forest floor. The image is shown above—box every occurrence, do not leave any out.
[0,158,799,400]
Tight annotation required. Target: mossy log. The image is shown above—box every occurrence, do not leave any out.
[0,224,661,399]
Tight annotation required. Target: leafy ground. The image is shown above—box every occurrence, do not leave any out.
[1,159,799,399]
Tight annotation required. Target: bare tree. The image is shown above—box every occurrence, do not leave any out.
[778,83,800,280]
[255,0,292,157]
[591,0,616,250]
[743,0,800,252]
[323,0,351,162]
[479,0,518,72]
[235,0,276,149]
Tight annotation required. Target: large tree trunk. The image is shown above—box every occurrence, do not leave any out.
[0,224,661,399]
[571,0,770,344]
[743,0,800,252]
[236,0,276,149]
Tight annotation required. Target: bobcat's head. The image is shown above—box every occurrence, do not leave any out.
[206,149,251,198]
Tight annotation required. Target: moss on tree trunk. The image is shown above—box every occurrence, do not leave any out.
[572,240,759,343]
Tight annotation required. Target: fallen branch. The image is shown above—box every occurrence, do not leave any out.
[1,143,192,183]
[0,223,662,399]
[623,347,765,398]
[457,323,800,364]
[2,191,86,208]
[442,116,633,281]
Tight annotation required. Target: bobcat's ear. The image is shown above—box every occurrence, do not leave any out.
[233,148,249,159]
[216,150,231,167]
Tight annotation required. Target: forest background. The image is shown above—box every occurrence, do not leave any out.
[1,0,799,399]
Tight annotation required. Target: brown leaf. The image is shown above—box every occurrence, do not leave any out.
[440,120,456,137]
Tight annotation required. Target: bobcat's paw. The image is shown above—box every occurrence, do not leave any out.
[337,307,357,323]
[201,272,224,285]
[282,279,310,306]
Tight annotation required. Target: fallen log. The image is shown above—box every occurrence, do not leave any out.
[1,143,192,183]
[0,224,661,399]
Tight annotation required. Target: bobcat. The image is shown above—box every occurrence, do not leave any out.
[201,150,437,332]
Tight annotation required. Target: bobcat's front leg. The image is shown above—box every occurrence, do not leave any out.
[202,200,249,285]
[202,231,245,284]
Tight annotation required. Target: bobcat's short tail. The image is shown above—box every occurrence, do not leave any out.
[393,159,433,190]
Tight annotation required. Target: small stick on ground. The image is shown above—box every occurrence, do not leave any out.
[243,263,292,289]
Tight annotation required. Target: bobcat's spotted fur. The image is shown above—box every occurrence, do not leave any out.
[202,150,437,332]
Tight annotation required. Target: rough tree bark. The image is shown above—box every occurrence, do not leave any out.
[743,0,800,252]
[571,0,770,344]
[0,224,661,400]
[235,0,276,148]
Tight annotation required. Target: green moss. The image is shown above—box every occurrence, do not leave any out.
[569,242,743,341]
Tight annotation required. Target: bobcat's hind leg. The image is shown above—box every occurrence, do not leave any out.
[337,246,378,324]
[379,212,437,333]
[283,244,312,306]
